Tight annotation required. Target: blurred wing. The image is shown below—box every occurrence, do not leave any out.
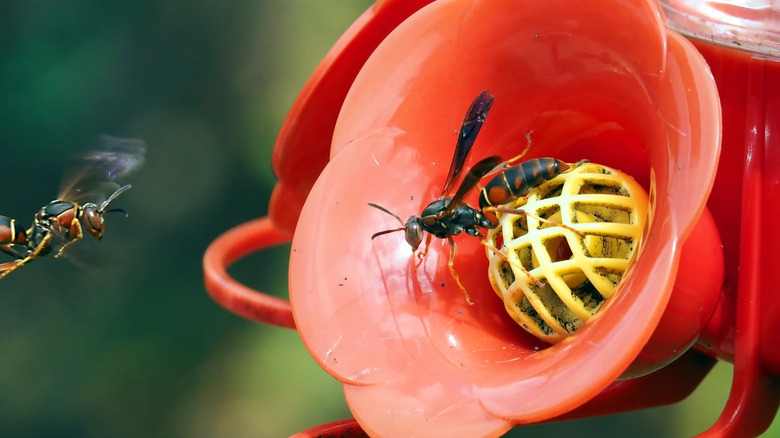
[56,237,111,273]
[441,90,494,196]
[58,135,146,203]
[47,230,70,259]
[448,155,502,211]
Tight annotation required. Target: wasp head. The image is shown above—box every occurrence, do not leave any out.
[401,216,424,251]
[81,184,132,239]
[368,203,424,251]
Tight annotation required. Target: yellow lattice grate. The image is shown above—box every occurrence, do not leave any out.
[485,162,649,344]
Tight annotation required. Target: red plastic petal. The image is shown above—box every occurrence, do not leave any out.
[269,0,435,234]
[290,418,368,438]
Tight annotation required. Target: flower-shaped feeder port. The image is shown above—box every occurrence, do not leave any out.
[487,163,648,344]
[204,0,730,436]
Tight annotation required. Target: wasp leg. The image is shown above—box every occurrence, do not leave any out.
[418,233,433,259]
[484,133,535,178]
[481,240,544,287]
[504,132,534,166]
[558,158,589,175]
[572,158,589,167]
[483,206,585,239]
[446,236,474,305]
[0,261,22,275]
[0,233,52,279]
[0,244,28,259]
[55,219,84,258]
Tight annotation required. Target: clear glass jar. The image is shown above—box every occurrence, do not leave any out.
[662,0,780,58]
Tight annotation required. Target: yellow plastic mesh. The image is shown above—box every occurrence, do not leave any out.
[485,162,648,344]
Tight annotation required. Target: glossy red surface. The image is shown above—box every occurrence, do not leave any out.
[689,38,780,437]
[558,349,717,421]
[693,39,780,375]
[626,207,723,378]
[287,0,721,435]
[289,418,369,438]
[203,0,780,435]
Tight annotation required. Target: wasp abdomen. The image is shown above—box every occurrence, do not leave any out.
[0,216,27,245]
[479,158,567,210]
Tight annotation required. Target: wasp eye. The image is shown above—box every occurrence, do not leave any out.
[82,205,105,238]
[405,220,423,251]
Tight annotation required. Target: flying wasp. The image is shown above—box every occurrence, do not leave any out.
[368,91,583,304]
[0,136,146,278]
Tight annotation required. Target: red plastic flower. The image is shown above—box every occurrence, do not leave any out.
[282,0,721,435]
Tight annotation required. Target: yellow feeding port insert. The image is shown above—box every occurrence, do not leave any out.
[485,162,649,344]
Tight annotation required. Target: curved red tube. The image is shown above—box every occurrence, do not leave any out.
[203,217,295,329]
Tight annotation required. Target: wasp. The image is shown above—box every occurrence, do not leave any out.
[369,91,581,304]
[0,136,145,278]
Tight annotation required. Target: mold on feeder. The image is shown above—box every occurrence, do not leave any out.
[486,163,649,344]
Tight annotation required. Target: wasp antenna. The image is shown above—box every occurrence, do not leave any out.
[104,207,129,218]
[367,202,405,226]
[99,184,133,211]
[371,227,406,240]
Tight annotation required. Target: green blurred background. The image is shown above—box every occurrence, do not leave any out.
[0,1,775,437]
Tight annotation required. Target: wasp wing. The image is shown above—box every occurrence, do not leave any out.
[447,155,503,212]
[54,234,112,273]
[441,90,494,196]
[58,136,146,203]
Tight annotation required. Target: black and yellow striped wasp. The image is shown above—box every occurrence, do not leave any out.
[368,90,580,303]
[0,136,145,278]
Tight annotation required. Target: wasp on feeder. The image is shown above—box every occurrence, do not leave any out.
[368,90,582,304]
[0,136,145,278]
